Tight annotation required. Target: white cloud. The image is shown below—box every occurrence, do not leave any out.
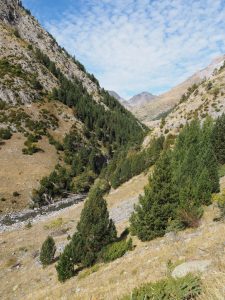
[46,0,225,99]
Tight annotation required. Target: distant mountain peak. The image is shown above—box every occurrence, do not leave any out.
[108,90,125,102]
[128,91,158,107]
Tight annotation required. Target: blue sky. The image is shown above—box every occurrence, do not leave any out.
[23,0,225,99]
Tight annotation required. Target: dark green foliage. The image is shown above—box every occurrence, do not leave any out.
[22,134,43,155]
[56,187,117,280]
[100,238,133,262]
[22,144,42,155]
[76,188,117,266]
[0,100,8,110]
[179,84,199,104]
[172,118,219,209]
[56,244,74,282]
[72,171,96,193]
[32,166,72,206]
[47,134,64,151]
[0,59,27,80]
[105,136,164,189]
[32,49,146,206]
[13,191,20,197]
[40,236,56,266]
[30,77,43,90]
[212,113,225,164]
[0,128,12,140]
[31,50,146,205]
[131,119,220,241]
[35,49,145,152]
[121,274,201,300]
[130,150,176,241]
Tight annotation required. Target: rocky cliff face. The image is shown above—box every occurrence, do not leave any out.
[0,0,101,105]
[0,0,20,24]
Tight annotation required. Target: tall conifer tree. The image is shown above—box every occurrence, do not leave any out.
[130,150,176,241]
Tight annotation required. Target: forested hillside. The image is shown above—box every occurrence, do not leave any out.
[0,0,146,212]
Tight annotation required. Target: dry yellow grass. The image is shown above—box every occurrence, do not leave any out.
[0,174,224,300]
[0,100,82,213]
[106,171,149,208]
[0,133,58,213]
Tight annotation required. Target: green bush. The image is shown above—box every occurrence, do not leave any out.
[22,144,42,155]
[100,238,133,263]
[0,128,12,140]
[13,191,20,197]
[40,236,56,266]
[71,171,96,193]
[106,136,164,189]
[121,274,201,300]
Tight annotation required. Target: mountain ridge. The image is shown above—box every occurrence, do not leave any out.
[129,55,225,124]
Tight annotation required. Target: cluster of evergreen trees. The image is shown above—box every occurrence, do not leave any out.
[130,118,221,241]
[32,49,148,205]
[35,48,146,151]
[212,114,225,165]
[103,136,164,188]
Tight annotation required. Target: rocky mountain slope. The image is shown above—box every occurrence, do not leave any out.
[108,90,125,103]
[0,0,145,213]
[130,56,225,125]
[143,59,225,146]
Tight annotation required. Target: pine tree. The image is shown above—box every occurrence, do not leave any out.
[40,236,56,266]
[199,118,219,195]
[56,187,117,280]
[56,244,74,282]
[212,113,225,164]
[130,150,176,241]
[76,187,117,266]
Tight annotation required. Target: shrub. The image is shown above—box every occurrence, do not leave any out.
[0,128,12,140]
[100,238,133,263]
[72,171,96,193]
[22,144,42,155]
[121,274,201,300]
[13,191,20,197]
[40,236,56,266]
[212,189,225,221]
[14,29,20,38]
[25,221,32,229]
[177,207,203,228]
[78,264,100,280]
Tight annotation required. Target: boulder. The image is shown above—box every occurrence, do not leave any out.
[172,260,212,278]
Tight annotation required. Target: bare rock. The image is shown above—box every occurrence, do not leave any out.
[172,260,212,278]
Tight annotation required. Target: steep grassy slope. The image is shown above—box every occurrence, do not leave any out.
[0,0,146,213]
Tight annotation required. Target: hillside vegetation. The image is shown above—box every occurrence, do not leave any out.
[0,0,146,213]
[144,61,225,146]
